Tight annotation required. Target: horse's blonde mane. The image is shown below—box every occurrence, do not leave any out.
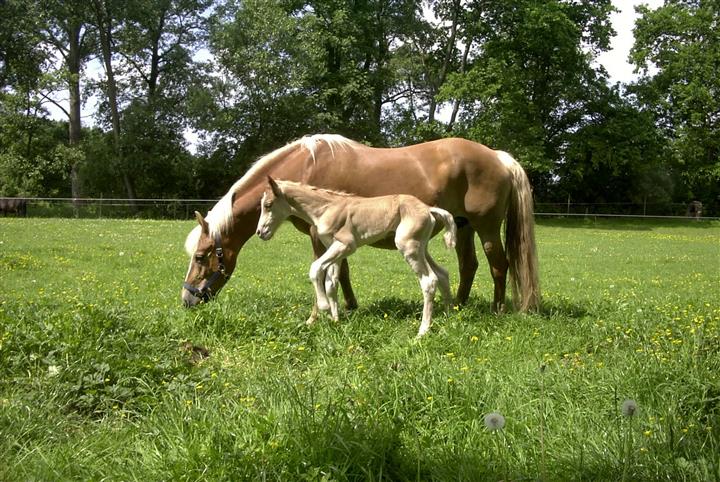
[185,134,360,255]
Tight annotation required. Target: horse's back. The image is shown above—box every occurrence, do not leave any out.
[377,138,513,220]
[307,137,510,215]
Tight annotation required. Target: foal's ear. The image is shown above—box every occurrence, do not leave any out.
[194,211,210,235]
[267,176,282,197]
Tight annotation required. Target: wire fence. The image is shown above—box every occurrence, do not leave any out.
[1,197,718,220]
[1,197,216,220]
[534,201,717,220]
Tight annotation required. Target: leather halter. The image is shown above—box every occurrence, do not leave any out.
[183,231,228,302]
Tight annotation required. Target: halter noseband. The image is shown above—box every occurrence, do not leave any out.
[183,231,228,302]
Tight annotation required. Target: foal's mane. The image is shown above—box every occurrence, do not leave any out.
[185,134,360,255]
[276,179,356,198]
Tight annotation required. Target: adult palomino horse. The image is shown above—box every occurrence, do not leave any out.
[256,177,457,336]
[182,134,539,313]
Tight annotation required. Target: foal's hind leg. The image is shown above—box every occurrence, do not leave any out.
[427,254,452,313]
[396,234,438,338]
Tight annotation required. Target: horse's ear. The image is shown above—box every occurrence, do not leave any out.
[268,176,282,198]
[194,211,210,235]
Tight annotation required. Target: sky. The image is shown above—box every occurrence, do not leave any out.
[597,0,664,84]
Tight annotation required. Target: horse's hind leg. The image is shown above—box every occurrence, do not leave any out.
[477,226,509,313]
[454,221,478,305]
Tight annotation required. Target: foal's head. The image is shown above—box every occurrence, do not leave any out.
[181,211,230,307]
[256,177,291,240]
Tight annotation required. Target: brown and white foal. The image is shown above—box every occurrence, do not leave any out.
[256,177,457,337]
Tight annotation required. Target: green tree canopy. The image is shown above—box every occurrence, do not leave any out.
[631,0,720,205]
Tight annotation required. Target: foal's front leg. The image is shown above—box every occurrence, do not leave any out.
[324,262,341,321]
[308,240,352,319]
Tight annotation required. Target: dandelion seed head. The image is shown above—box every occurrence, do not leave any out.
[621,399,639,418]
[484,412,506,431]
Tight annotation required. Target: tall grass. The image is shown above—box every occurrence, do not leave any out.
[1,217,718,480]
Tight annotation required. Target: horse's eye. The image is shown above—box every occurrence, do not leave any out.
[264,202,273,209]
[195,254,206,263]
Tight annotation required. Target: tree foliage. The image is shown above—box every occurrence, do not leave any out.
[631,0,720,204]
[0,0,717,213]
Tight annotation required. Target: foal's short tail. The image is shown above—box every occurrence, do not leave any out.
[497,151,541,312]
[430,207,457,249]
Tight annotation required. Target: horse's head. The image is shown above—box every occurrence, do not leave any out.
[181,211,231,307]
[256,177,291,241]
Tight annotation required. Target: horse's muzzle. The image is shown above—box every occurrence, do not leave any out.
[256,228,272,240]
[182,286,210,307]
[182,289,201,307]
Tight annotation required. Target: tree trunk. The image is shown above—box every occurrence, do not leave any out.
[67,21,83,214]
[447,36,472,131]
[429,0,460,123]
[93,0,137,204]
[147,9,166,100]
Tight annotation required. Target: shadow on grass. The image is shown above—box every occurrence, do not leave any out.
[362,296,421,320]
[359,294,590,324]
[538,298,590,319]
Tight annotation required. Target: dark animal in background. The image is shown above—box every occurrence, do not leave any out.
[686,201,702,220]
[0,198,27,217]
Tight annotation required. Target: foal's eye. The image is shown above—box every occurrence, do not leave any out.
[264,202,273,209]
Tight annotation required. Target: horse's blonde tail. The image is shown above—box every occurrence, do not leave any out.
[497,151,541,312]
[430,207,457,249]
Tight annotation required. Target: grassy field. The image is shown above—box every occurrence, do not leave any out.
[0,217,718,481]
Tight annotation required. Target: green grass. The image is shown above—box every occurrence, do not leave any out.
[0,217,718,481]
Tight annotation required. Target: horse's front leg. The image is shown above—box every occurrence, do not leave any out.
[338,258,358,311]
[454,222,478,305]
